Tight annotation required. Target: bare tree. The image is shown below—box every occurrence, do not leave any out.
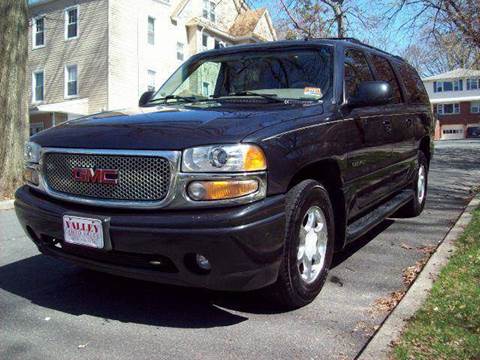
[389,0,480,51]
[276,0,372,39]
[402,32,480,77]
[0,0,29,198]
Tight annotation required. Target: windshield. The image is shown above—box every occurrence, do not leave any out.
[151,46,334,103]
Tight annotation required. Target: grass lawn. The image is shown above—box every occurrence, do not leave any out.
[393,206,480,360]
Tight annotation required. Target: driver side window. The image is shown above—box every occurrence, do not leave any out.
[344,49,373,99]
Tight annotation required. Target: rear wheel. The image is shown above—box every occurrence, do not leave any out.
[398,151,428,217]
[271,180,335,309]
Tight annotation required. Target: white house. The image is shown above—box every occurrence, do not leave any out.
[27,0,277,135]
[423,69,480,140]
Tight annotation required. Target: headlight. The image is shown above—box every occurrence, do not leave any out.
[182,144,267,172]
[24,142,42,164]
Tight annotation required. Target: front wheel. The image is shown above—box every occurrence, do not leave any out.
[271,180,335,309]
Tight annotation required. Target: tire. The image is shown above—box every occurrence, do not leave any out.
[270,179,335,310]
[398,151,428,218]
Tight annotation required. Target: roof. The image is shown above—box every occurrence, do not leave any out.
[429,95,480,104]
[30,98,89,116]
[229,8,266,37]
[194,38,402,62]
[28,0,55,7]
[423,68,480,81]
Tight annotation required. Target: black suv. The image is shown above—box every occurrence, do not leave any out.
[16,38,433,309]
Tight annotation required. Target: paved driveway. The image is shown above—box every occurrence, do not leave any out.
[1,140,480,360]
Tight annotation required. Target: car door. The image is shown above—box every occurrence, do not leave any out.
[369,54,415,191]
[395,62,430,159]
[342,48,396,217]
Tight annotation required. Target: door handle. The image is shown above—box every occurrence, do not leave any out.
[383,119,392,133]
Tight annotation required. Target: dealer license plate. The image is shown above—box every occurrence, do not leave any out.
[63,215,104,249]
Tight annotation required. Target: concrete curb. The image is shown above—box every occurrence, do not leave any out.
[357,193,480,360]
[0,200,14,211]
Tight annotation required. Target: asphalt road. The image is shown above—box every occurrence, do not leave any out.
[1,140,480,360]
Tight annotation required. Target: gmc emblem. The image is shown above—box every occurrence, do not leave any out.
[72,168,119,185]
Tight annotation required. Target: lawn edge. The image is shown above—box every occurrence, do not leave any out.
[356,193,480,360]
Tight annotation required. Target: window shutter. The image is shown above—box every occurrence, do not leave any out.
[433,81,437,93]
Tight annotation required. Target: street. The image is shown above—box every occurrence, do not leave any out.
[1,140,479,360]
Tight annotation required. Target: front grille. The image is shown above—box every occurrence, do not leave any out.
[43,152,171,201]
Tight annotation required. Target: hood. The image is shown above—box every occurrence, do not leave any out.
[31,103,323,150]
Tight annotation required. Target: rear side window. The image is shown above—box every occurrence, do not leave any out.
[397,63,429,104]
[344,49,373,99]
[372,55,403,104]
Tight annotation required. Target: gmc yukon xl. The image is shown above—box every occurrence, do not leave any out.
[15,38,433,309]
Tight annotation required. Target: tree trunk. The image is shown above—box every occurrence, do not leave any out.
[322,0,346,37]
[0,0,29,198]
[336,9,345,37]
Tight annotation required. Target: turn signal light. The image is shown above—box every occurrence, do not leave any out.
[23,167,39,186]
[187,180,259,201]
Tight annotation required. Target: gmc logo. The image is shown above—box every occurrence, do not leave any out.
[72,168,119,185]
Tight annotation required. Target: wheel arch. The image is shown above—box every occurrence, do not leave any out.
[288,158,347,251]
[419,136,432,165]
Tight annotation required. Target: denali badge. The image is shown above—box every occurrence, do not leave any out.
[72,168,119,185]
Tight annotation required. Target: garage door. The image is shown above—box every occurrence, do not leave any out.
[441,125,464,140]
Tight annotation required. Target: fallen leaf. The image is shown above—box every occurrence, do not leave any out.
[417,245,437,254]
[402,257,429,287]
[401,243,413,250]
[370,290,405,314]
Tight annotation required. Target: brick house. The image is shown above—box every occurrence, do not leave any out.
[423,69,480,140]
[28,0,277,135]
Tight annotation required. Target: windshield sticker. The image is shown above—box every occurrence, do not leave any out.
[304,87,323,97]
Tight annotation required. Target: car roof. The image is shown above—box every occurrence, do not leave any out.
[195,38,405,64]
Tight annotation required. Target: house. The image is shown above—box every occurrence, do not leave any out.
[423,69,480,140]
[28,0,277,135]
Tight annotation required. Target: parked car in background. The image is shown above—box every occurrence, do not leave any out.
[16,38,434,309]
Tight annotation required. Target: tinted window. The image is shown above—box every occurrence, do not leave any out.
[344,49,373,99]
[397,63,429,104]
[220,49,331,96]
[372,55,402,103]
[155,47,334,101]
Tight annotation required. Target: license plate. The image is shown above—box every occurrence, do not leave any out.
[63,215,104,249]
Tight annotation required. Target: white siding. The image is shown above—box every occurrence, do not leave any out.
[424,79,480,103]
[28,0,109,114]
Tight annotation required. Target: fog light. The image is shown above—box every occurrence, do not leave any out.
[187,179,259,201]
[23,167,39,186]
[196,254,211,271]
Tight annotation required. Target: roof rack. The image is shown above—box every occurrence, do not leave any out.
[306,37,405,62]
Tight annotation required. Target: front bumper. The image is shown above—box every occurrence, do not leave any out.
[14,186,286,291]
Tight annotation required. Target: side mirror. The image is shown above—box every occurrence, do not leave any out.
[348,81,392,108]
[139,91,154,107]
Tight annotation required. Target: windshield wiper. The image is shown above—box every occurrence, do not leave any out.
[148,94,200,104]
[216,91,285,103]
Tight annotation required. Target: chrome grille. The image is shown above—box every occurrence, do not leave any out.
[43,152,171,201]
